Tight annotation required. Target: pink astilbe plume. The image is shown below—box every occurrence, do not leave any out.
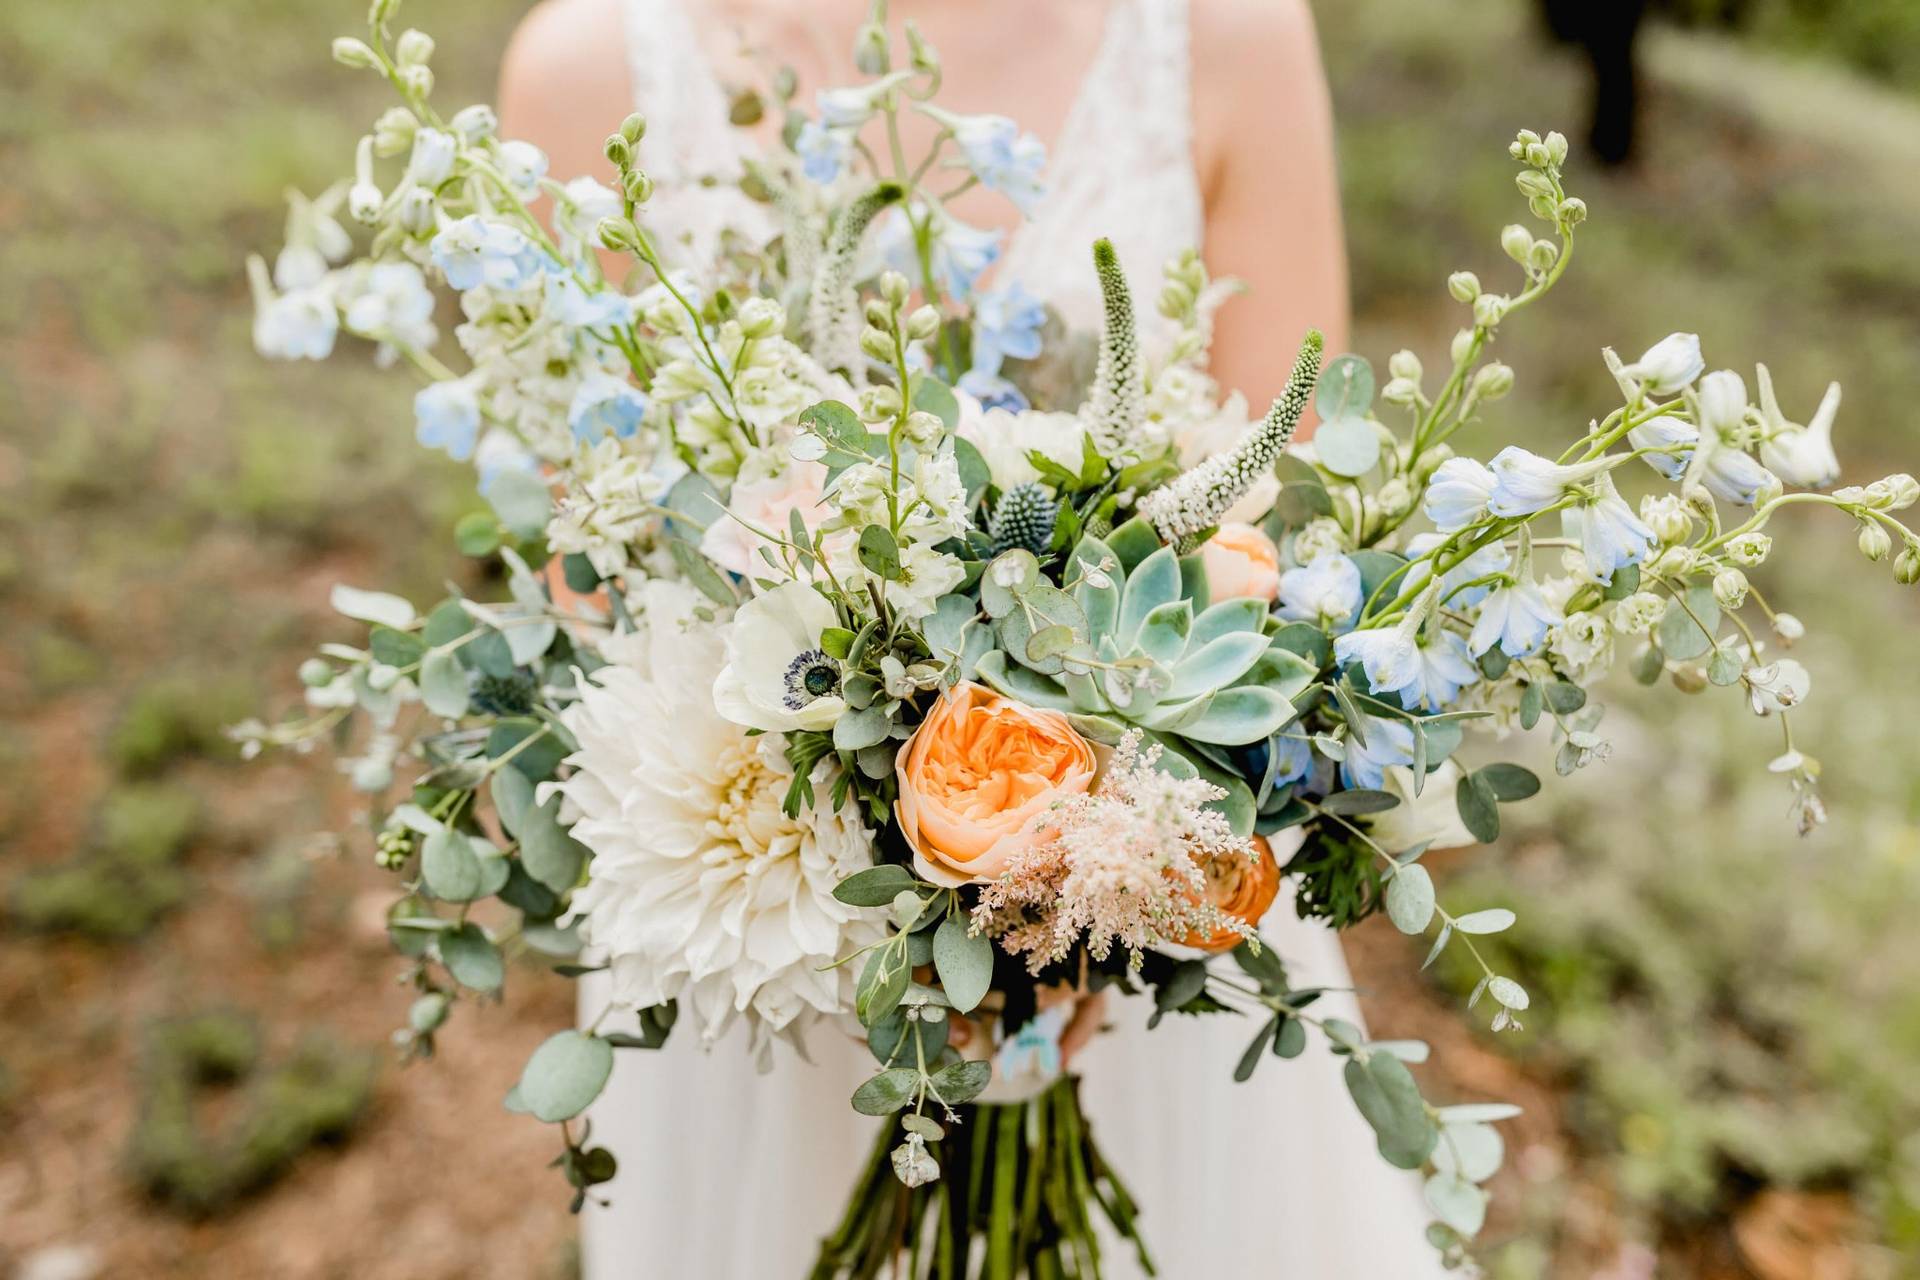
[971,732,1254,972]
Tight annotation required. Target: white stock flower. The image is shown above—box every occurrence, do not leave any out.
[1755,364,1842,489]
[712,581,848,734]
[561,580,885,1063]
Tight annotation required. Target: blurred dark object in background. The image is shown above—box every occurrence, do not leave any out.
[1538,0,1650,165]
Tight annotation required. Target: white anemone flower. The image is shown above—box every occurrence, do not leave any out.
[712,580,848,734]
[1756,364,1842,489]
[561,580,885,1065]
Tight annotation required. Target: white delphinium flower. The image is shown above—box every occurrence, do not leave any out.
[1424,457,1496,531]
[1485,447,1611,517]
[248,254,337,360]
[922,108,1047,215]
[1470,576,1563,659]
[556,176,623,250]
[1401,534,1509,608]
[561,580,886,1064]
[1333,589,1479,712]
[430,215,545,292]
[1755,364,1842,489]
[713,581,847,733]
[1605,332,1704,398]
[496,139,548,198]
[1567,472,1656,583]
[1277,553,1363,630]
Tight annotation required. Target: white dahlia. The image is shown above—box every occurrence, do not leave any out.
[558,580,884,1065]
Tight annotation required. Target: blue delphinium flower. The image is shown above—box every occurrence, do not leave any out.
[430,216,543,292]
[475,428,538,495]
[957,368,1028,412]
[884,212,1002,301]
[1340,716,1417,791]
[344,262,437,349]
[414,378,482,461]
[568,371,648,443]
[971,282,1045,368]
[252,286,338,361]
[795,119,851,185]
[544,273,636,330]
[947,114,1046,215]
[1486,446,1611,518]
[1268,733,1315,789]
[994,1006,1068,1088]
[497,139,549,199]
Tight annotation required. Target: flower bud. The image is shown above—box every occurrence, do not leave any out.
[1500,224,1534,264]
[1671,665,1708,694]
[902,410,944,447]
[399,63,434,98]
[366,663,400,692]
[1511,129,1541,156]
[622,168,654,204]
[905,305,941,343]
[1382,376,1420,407]
[1650,545,1697,577]
[298,658,335,687]
[1472,293,1510,328]
[737,297,784,339]
[1527,239,1560,272]
[1470,362,1515,401]
[1725,532,1772,567]
[1897,545,1920,585]
[853,22,890,74]
[858,384,902,422]
[450,103,497,142]
[596,216,639,253]
[1881,473,1920,510]
[859,326,896,362]
[1387,349,1422,383]
[1772,611,1805,642]
[371,107,417,157]
[1377,477,1414,519]
[1447,271,1481,303]
[406,128,457,187]
[1858,520,1892,561]
[1525,142,1552,168]
[1640,493,1691,544]
[1557,197,1588,226]
[395,29,435,65]
[331,37,379,69]
[1449,328,1475,363]
[1713,568,1749,609]
[863,298,893,330]
[880,271,911,309]
[396,187,435,233]
[1158,282,1195,319]
[348,181,384,224]
[604,133,632,168]
[1413,443,1454,484]
[1515,170,1555,199]
[1545,131,1569,165]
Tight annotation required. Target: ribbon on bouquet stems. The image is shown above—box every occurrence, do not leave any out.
[810,1076,1153,1280]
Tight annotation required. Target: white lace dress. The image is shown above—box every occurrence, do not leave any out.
[577,1,1449,1275]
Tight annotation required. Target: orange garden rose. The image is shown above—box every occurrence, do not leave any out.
[895,681,1098,887]
[1180,834,1282,952]
[1199,522,1282,602]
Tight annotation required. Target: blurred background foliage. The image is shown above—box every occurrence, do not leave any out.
[1,0,1916,1277]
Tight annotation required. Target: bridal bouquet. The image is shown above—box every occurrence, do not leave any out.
[242,0,1918,1273]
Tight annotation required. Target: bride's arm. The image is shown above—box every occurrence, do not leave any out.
[1192,0,1350,425]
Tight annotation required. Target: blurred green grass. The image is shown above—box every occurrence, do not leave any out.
[1,0,1918,1274]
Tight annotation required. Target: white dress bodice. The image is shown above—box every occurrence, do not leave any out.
[617,0,1203,336]
[579,4,1450,1276]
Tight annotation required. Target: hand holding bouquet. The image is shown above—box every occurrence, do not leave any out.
[240,1,1919,1273]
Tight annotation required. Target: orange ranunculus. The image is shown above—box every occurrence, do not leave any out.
[1199,522,1282,602]
[895,681,1098,887]
[1181,834,1282,952]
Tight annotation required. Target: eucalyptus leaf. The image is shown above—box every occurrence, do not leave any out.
[1385,865,1437,934]
[851,1067,920,1116]
[834,864,920,906]
[927,1059,993,1105]
[1314,416,1381,478]
[1344,1054,1438,1170]
[440,924,504,992]
[932,914,993,1014]
[421,829,482,902]
[485,467,552,540]
[516,1030,615,1123]
[419,650,470,718]
[1315,353,1376,421]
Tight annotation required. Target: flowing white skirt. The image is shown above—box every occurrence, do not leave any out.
[576,906,1447,1279]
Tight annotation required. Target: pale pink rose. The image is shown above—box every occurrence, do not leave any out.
[1200,522,1281,602]
[699,460,829,575]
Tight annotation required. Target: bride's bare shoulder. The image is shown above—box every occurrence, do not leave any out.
[1189,0,1321,79]
[499,0,632,168]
